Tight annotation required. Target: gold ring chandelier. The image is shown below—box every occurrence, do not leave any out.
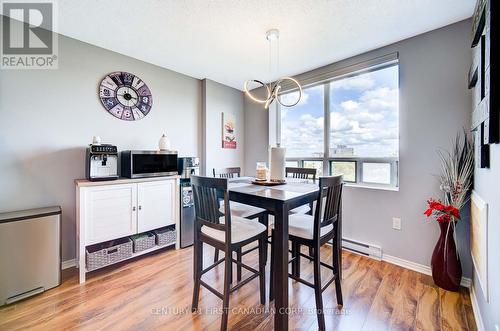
[244,29,302,109]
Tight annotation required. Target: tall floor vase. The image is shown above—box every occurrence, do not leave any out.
[431,221,462,291]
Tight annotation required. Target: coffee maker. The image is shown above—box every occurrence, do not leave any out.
[85,144,119,181]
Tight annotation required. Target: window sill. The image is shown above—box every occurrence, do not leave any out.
[344,183,399,192]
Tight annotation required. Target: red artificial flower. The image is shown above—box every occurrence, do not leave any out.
[428,199,445,211]
[436,214,452,223]
[424,208,433,217]
[423,198,461,223]
[444,205,461,219]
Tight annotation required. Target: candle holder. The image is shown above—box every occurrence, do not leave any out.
[255,162,268,181]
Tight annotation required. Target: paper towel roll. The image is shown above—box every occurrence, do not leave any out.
[269,145,286,182]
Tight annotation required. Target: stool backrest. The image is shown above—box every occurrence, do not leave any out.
[285,167,317,180]
[191,176,231,241]
[213,167,241,178]
[314,175,343,241]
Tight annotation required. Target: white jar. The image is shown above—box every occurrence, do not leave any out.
[255,162,268,181]
[159,134,171,151]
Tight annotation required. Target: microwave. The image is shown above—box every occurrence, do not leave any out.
[121,151,178,178]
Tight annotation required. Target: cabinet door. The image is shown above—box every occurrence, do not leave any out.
[84,184,137,245]
[137,180,176,232]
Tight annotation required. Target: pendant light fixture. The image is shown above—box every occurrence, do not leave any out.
[244,29,302,109]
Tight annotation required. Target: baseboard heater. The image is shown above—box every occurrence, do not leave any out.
[339,238,382,260]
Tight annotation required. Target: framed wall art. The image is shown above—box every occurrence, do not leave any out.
[469,0,498,168]
[471,190,488,301]
[222,112,236,149]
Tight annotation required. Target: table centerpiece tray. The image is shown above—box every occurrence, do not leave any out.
[251,179,286,186]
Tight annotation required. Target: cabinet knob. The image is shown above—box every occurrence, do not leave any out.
[132,206,136,211]
[138,205,142,210]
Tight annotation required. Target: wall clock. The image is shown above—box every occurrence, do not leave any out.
[99,71,153,121]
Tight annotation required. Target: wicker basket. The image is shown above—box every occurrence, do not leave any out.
[154,225,176,246]
[86,237,133,271]
[131,232,156,253]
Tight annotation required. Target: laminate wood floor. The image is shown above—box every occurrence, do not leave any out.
[0,245,476,331]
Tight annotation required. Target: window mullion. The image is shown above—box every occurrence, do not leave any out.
[323,83,330,176]
[358,160,363,184]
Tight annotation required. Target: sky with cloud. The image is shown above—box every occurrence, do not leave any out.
[281,65,399,158]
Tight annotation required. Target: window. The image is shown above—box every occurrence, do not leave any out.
[281,85,324,158]
[331,161,356,182]
[302,161,323,177]
[362,163,391,184]
[329,66,399,159]
[279,60,399,189]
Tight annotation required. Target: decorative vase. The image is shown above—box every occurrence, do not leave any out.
[431,221,462,291]
[158,134,171,151]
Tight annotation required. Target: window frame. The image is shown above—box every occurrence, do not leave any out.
[330,159,358,183]
[276,57,400,190]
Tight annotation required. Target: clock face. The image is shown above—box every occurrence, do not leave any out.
[99,72,153,121]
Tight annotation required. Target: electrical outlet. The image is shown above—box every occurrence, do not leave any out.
[392,217,402,230]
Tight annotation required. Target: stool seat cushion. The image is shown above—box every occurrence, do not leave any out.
[220,201,266,218]
[202,216,267,244]
[272,213,333,240]
[290,204,311,214]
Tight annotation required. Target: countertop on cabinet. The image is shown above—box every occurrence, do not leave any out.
[75,176,180,187]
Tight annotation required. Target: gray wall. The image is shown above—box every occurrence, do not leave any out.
[201,79,245,176]
[244,20,473,276]
[0,17,201,261]
[473,147,500,328]
[244,88,270,172]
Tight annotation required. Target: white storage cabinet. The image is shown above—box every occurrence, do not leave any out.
[76,177,180,283]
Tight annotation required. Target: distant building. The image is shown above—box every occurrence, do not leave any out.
[330,145,354,156]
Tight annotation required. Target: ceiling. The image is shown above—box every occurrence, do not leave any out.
[29,1,476,89]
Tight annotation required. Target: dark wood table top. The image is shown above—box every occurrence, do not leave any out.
[228,177,319,202]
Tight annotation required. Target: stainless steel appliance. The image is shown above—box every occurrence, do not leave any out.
[121,150,178,178]
[178,156,200,179]
[85,144,119,181]
[0,206,61,306]
[178,157,199,248]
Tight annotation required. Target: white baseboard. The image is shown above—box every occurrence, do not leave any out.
[381,253,471,288]
[470,283,486,331]
[61,259,76,270]
[382,253,431,275]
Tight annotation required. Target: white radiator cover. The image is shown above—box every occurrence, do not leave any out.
[341,237,382,260]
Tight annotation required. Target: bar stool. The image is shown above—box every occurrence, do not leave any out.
[213,167,267,219]
[191,176,268,331]
[266,167,318,256]
[285,166,317,215]
[213,167,268,281]
[270,175,344,331]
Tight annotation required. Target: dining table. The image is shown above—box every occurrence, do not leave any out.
[227,177,337,331]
